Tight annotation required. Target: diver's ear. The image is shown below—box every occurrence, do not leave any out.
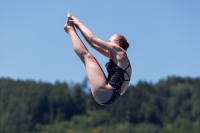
[116,41,121,47]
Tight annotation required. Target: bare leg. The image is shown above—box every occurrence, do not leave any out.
[64,13,113,104]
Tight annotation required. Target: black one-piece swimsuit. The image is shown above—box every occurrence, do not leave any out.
[102,59,130,105]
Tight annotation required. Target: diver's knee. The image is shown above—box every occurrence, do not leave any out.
[84,52,95,61]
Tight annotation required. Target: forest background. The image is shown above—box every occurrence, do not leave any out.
[0,76,200,133]
[1,1,199,133]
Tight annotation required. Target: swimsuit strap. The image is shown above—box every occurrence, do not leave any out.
[124,62,130,70]
[124,62,131,81]
[124,71,130,81]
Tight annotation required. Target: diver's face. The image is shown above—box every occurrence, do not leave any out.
[109,35,119,46]
[108,35,116,43]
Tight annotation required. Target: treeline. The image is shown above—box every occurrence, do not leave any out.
[0,76,200,133]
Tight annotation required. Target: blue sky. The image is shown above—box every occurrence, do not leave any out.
[1,0,200,85]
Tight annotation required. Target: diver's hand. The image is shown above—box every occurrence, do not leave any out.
[63,12,74,33]
[68,13,81,29]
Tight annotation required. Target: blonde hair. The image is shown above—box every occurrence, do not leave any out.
[113,34,129,50]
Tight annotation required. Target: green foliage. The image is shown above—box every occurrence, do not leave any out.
[0,76,200,133]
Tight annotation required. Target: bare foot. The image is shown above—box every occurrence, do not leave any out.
[64,12,74,33]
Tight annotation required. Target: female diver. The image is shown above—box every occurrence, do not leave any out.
[64,12,132,105]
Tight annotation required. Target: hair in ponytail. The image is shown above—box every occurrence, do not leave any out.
[113,34,129,50]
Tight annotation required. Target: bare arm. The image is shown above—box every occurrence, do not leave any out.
[69,14,117,54]
[78,29,110,57]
